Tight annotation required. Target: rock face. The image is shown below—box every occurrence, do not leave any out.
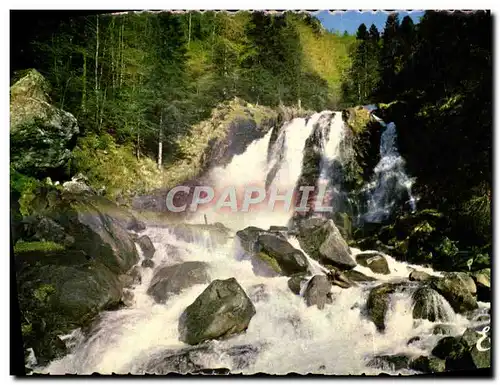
[256,234,309,276]
[295,217,356,270]
[168,223,231,248]
[430,273,478,313]
[355,252,390,274]
[303,275,332,310]
[147,262,210,304]
[137,235,155,260]
[367,283,399,332]
[15,190,142,364]
[179,278,256,345]
[10,69,79,175]
[471,268,490,302]
[411,287,453,322]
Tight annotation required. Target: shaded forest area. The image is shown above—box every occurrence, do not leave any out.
[10,10,354,165]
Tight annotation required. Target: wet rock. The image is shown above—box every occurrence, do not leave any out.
[343,269,377,282]
[295,217,356,270]
[431,336,476,371]
[137,235,155,260]
[141,259,155,269]
[247,284,269,303]
[367,354,410,372]
[179,278,256,345]
[169,223,231,248]
[471,268,490,302]
[366,283,400,332]
[256,234,309,276]
[412,287,453,322]
[433,324,454,335]
[191,368,231,375]
[409,270,432,282]
[135,345,213,374]
[236,226,266,254]
[225,344,260,370]
[121,289,134,307]
[409,355,446,373]
[430,273,478,314]
[287,273,308,295]
[407,336,421,345]
[445,272,477,295]
[269,226,289,233]
[326,268,352,289]
[304,275,332,310]
[129,266,142,285]
[460,326,491,369]
[147,262,210,304]
[356,252,390,275]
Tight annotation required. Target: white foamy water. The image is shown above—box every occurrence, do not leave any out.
[40,112,486,375]
[363,119,417,223]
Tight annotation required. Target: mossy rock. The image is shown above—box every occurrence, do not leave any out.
[409,355,446,373]
[366,283,401,332]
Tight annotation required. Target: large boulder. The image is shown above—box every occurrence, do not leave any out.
[256,234,309,276]
[355,252,390,275]
[10,69,79,175]
[303,275,332,310]
[366,283,400,332]
[15,254,123,365]
[137,235,155,260]
[179,278,256,345]
[460,326,491,369]
[430,273,478,313]
[471,268,490,302]
[295,217,356,270]
[147,262,210,304]
[431,336,476,371]
[411,287,453,322]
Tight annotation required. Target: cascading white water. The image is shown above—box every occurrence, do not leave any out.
[363,118,416,223]
[40,111,486,375]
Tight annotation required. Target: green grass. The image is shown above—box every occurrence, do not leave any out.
[14,241,65,254]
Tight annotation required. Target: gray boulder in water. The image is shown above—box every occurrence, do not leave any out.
[304,275,332,310]
[236,226,266,254]
[409,355,446,373]
[355,252,390,275]
[137,235,155,260]
[430,273,478,313]
[295,217,356,270]
[409,270,432,282]
[411,287,452,322]
[10,69,79,175]
[287,273,309,295]
[147,261,210,304]
[367,354,411,372]
[366,283,401,332]
[256,234,309,276]
[179,278,256,345]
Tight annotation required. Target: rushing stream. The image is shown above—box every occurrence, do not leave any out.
[42,110,489,375]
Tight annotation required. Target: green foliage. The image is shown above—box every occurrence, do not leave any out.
[71,133,162,200]
[14,241,65,254]
[33,284,56,304]
[10,168,40,216]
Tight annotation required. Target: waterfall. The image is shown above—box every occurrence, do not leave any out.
[39,111,482,376]
[363,118,416,223]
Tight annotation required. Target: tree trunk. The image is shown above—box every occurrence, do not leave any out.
[188,13,192,48]
[136,131,141,160]
[95,15,100,126]
[82,52,87,113]
[157,113,163,169]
